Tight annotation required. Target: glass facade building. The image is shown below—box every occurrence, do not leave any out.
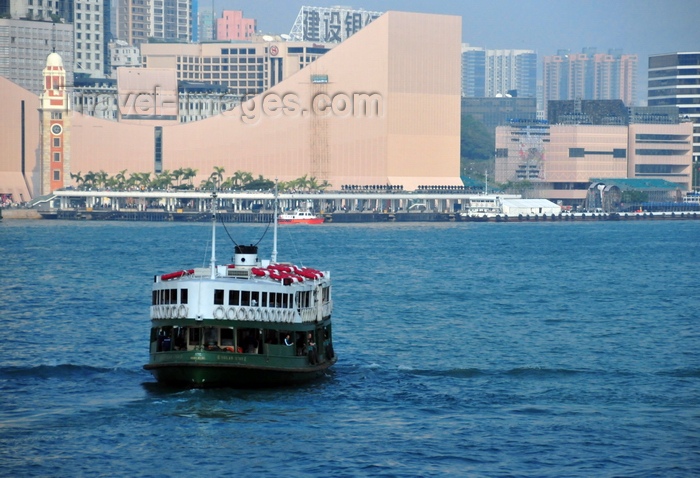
[648,52,700,189]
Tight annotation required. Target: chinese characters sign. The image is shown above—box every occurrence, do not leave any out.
[289,6,383,43]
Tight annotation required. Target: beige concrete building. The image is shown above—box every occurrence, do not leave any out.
[0,11,463,200]
[495,121,694,205]
[140,37,335,97]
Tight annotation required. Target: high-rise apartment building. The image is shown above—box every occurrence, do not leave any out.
[197,7,215,42]
[543,48,638,112]
[461,45,485,97]
[648,52,700,188]
[0,17,74,94]
[116,0,192,48]
[216,10,256,41]
[73,0,105,78]
[461,44,537,98]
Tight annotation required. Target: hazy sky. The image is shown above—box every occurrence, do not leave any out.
[213,0,700,102]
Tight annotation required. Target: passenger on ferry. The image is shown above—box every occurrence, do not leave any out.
[242,332,259,353]
[174,330,186,350]
[284,334,293,346]
[306,333,318,365]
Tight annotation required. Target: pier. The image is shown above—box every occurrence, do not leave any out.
[15,190,697,222]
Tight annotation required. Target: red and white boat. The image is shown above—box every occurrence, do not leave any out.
[278,209,325,224]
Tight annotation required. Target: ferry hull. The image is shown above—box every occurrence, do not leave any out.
[144,354,337,388]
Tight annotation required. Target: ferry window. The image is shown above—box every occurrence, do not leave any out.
[270,292,279,307]
[174,327,186,350]
[189,327,201,345]
[261,292,268,307]
[214,289,224,305]
[228,290,239,306]
[251,291,259,306]
[170,288,177,304]
[152,291,157,305]
[204,327,218,347]
[264,329,279,344]
[221,327,234,346]
[242,291,251,306]
[282,294,289,308]
[181,289,188,304]
[159,289,165,304]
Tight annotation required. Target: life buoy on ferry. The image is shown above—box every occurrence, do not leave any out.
[246,308,256,321]
[178,304,187,319]
[236,307,246,320]
[254,308,262,321]
[214,305,225,319]
[226,307,236,320]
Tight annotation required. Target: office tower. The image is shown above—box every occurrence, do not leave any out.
[648,52,700,186]
[543,48,638,111]
[461,44,537,98]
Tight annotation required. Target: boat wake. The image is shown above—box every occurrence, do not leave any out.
[0,363,143,381]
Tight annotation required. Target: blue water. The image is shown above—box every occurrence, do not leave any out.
[1,219,699,477]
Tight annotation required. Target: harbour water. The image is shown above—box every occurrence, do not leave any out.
[1,219,699,477]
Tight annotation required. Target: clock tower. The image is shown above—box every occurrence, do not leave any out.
[39,52,71,196]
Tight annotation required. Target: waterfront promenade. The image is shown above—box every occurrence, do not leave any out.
[2,190,698,222]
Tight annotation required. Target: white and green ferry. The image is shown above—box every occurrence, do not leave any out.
[144,193,336,387]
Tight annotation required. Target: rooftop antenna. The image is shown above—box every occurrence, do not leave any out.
[271,179,279,263]
[210,191,218,278]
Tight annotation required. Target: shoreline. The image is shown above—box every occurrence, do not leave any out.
[3,208,699,223]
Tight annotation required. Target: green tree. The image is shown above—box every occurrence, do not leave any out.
[243,175,274,191]
[95,170,109,189]
[70,171,84,189]
[211,166,226,189]
[460,114,494,161]
[83,171,97,190]
[152,170,173,190]
[172,168,184,187]
[182,168,198,188]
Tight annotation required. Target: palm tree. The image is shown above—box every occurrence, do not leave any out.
[200,177,218,190]
[114,169,127,190]
[172,168,184,188]
[70,171,84,189]
[133,172,152,191]
[182,168,198,189]
[105,175,119,190]
[152,170,173,190]
[83,171,97,190]
[243,175,274,191]
[212,166,225,189]
[95,170,108,190]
